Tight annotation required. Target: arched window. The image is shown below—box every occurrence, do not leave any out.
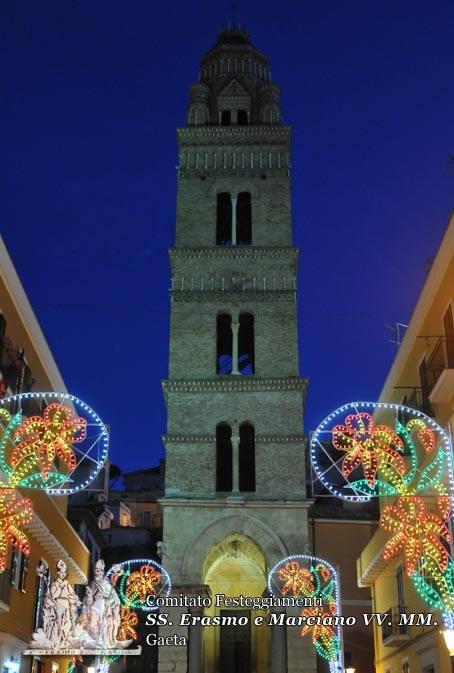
[238,313,255,374]
[216,192,232,245]
[217,313,232,374]
[239,422,255,492]
[216,423,232,492]
[236,192,252,244]
[221,110,231,126]
[237,110,248,126]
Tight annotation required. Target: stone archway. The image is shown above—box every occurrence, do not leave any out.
[180,512,288,583]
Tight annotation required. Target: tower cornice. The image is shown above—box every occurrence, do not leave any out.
[177,125,290,144]
[169,245,298,270]
[162,376,308,396]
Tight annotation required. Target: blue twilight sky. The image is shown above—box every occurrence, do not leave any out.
[1,1,453,471]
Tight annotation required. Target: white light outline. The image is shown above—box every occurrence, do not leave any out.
[310,401,453,504]
[0,391,109,495]
[267,554,343,673]
[106,558,172,612]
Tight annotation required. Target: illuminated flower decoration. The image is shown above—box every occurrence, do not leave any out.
[0,488,33,571]
[332,412,404,487]
[11,403,86,482]
[437,496,451,520]
[301,602,339,661]
[125,565,161,605]
[118,606,138,641]
[406,419,435,454]
[381,496,452,575]
[277,561,315,597]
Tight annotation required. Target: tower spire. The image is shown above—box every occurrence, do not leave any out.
[230,2,238,27]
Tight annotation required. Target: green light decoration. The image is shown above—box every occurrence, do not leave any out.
[268,555,342,673]
[0,393,108,495]
[311,402,454,631]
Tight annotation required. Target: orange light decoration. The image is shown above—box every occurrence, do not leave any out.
[301,602,339,661]
[278,561,315,597]
[332,412,404,487]
[0,488,33,571]
[11,403,86,482]
[124,565,161,606]
[118,606,139,641]
[381,496,452,575]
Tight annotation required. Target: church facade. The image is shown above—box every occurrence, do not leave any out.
[159,26,315,673]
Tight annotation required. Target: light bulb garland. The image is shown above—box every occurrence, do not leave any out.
[107,558,172,612]
[311,401,454,621]
[0,489,33,571]
[268,555,342,670]
[0,392,109,574]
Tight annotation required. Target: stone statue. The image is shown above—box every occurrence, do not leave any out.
[77,559,131,648]
[26,558,135,654]
[29,559,81,650]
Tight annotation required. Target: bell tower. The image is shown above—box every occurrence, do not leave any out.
[159,25,315,673]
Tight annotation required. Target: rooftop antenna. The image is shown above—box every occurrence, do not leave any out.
[386,322,408,346]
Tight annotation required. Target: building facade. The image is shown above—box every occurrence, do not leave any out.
[0,237,89,673]
[357,213,454,673]
[159,26,314,673]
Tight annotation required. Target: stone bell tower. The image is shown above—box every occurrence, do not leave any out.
[159,25,315,673]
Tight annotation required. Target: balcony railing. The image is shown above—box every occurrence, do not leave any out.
[0,336,35,399]
[426,337,454,391]
[382,606,410,645]
[395,387,433,417]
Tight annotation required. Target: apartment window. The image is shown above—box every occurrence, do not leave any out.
[418,356,431,412]
[11,545,29,592]
[443,304,454,367]
[239,423,255,492]
[33,560,49,629]
[216,423,233,492]
[31,658,46,673]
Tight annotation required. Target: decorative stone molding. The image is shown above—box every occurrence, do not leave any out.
[179,168,289,179]
[171,290,296,303]
[177,125,290,142]
[163,434,306,444]
[162,377,308,395]
[169,246,297,262]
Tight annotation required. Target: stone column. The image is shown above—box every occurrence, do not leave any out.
[231,435,240,492]
[270,609,287,673]
[188,606,203,673]
[231,321,240,374]
[231,196,238,245]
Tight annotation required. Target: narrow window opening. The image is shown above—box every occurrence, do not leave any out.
[217,313,232,374]
[238,313,254,374]
[216,192,232,245]
[221,110,231,126]
[237,110,248,126]
[239,422,255,492]
[216,423,232,492]
[443,305,454,367]
[236,192,252,244]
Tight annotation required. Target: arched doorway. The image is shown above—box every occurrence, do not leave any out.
[203,534,269,673]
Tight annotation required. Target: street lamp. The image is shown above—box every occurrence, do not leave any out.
[442,629,454,672]
[344,652,355,673]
